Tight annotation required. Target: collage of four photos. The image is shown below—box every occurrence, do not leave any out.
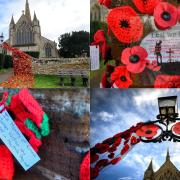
[0,0,180,180]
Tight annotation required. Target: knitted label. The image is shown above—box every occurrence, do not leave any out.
[0,106,40,171]
[90,45,100,71]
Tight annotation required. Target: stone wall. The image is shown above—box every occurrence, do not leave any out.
[32,58,90,75]
[0,89,90,180]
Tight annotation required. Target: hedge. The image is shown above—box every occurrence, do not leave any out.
[0,54,13,69]
[25,51,40,58]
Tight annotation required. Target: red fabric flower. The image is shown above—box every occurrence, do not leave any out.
[121,46,148,73]
[91,154,99,163]
[96,159,109,168]
[120,144,130,156]
[95,143,109,154]
[111,157,121,165]
[91,166,100,179]
[111,66,133,88]
[146,60,161,72]
[154,2,178,30]
[80,152,90,180]
[98,0,112,8]
[130,136,138,145]
[136,124,159,138]
[107,6,143,44]
[154,75,180,88]
[133,0,162,14]
[172,122,180,135]
[108,145,117,153]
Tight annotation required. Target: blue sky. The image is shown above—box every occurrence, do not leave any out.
[0,0,89,42]
[91,89,180,180]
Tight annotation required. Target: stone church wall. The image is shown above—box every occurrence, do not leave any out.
[32,58,90,75]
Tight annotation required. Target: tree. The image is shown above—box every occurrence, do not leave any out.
[58,31,90,58]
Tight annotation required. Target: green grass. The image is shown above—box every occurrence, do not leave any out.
[34,74,88,88]
[0,68,12,73]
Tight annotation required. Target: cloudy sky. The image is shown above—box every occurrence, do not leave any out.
[0,0,90,42]
[91,89,180,180]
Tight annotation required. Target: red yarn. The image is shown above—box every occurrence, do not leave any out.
[98,0,112,8]
[133,0,162,14]
[0,145,14,180]
[80,152,90,180]
[107,6,143,44]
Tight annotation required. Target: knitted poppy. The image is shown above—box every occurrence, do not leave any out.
[107,6,143,44]
[96,159,109,168]
[146,60,161,72]
[133,0,162,14]
[136,124,159,138]
[91,166,99,179]
[98,0,112,9]
[130,136,138,145]
[154,75,180,88]
[80,152,90,180]
[120,144,130,156]
[108,145,117,153]
[121,46,147,73]
[111,66,133,88]
[172,122,180,135]
[154,2,178,30]
[111,157,121,165]
[91,154,99,163]
[95,143,109,154]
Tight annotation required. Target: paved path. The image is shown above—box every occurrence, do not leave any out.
[0,69,13,83]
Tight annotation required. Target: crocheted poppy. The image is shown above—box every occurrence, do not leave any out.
[136,124,159,138]
[133,0,162,14]
[0,145,14,180]
[154,2,178,30]
[130,136,138,145]
[91,166,99,179]
[98,0,112,9]
[121,46,147,73]
[107,6,143,44]
[80,152,90,180]
[154,75,180,88]
[120,144,130,155]
[172,122,180,135]
[111,157,121,165]
[111,66,133,88]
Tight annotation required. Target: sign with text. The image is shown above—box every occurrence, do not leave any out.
[90,45,100,71]
[141,24,180,63]
[0,107,40,171]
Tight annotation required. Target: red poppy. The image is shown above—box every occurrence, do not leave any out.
[146,60,161,72]
[120,144,130,156]
[95,143,109,154]
[154,2,178,30]
[111,157,121,165]
[133,0,162,14]
[96,159,109,168]
[91,166,99,179]
[98,0,112,8]
[154,75,180,88]
[172,122,180,135]
[121,46,147,73]
[91,154,99,163]
[80,152,90,180]
[130,136,138,145]
[107,6,143,44]
[113,137,122,147]
[136,124,159,138]
[111,66,133,88]
[108,145,117,153]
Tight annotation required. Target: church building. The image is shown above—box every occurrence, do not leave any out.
[144,150,180,180]
[6,0,59,58]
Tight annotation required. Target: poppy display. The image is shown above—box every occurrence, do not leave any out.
[133,0,162,14]
[172,122,180,135]
[80,152,90,180]
[98,0,112,9]
[146,60,161,72]
[107,6,144,44]
[154,2,179,30]
[111,66,133,88]
[136,124,160,139]
[121,46,148,73]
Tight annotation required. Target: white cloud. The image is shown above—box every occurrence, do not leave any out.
[0,0,90,42]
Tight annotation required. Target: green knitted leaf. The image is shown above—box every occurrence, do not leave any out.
[41,113,50,136]
[6,95,12,105]
[25,119,42,139]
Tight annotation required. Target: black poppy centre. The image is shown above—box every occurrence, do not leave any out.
[145,130,153,134]
[120,76,127,82]
[120,19,130,28]
[130,55,140,63]
[161,11,171,21]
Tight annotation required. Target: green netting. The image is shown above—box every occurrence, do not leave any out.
[41,113,50,136]
[6,95,12,105]
[25,118,42,139]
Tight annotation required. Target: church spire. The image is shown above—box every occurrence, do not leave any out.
[166,148,170,161]
[25,0,31,21]
[10,15,15,25]
[147,159,153,171]
[33,11,38,21]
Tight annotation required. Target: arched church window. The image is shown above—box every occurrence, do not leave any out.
[16,21,33,45]
[45,43,52,58]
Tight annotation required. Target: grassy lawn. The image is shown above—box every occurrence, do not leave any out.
[34,74,88,88]
[0,68,12,73]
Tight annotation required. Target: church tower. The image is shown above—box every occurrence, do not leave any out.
[144,160,155,180]
[32,12,41,45]
[9,15,15,45]
[144,149,180,180]
[25,0,31,21]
